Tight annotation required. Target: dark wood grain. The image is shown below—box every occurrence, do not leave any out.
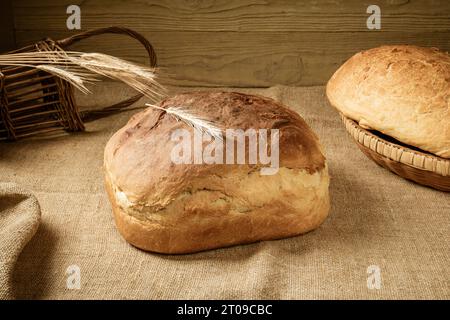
[12,0,450,86]
[0,0,16,53]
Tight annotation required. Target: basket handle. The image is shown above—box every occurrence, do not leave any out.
[55,27,158,121]
[56,27,157,67]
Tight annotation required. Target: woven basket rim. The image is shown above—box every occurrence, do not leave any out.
[341,113,450,177]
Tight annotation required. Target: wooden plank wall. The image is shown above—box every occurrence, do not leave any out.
[0,0,15,53]
[11,0,450,87]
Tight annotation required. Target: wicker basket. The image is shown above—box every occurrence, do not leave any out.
[0,27,157,141]
[341,114,450,191]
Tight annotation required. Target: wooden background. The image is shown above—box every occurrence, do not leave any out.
[4,0,450,87]
[0,1,15,52]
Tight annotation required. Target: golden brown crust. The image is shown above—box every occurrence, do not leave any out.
[105,92,326,204]
[326,45,450,158]
[104,91,330,254]
[105,166,330,254]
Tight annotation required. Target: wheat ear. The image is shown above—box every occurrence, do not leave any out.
[72,53,166,101]
[0,51,165,101]
[35,65,96,94]
[145,103,223,140]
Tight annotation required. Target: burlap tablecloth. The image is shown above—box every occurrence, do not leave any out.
[0,84,449,299]
[0,183,40,299]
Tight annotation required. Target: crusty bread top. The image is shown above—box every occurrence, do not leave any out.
[104,91,326,206]
[326,45,450,158]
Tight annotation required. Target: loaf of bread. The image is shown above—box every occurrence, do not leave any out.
[104,92,330,254]
[327,45,450,158]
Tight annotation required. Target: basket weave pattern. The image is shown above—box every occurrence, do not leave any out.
[341,114,450,191]
[0,40,83,140]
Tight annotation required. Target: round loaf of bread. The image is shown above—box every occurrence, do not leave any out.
[326,45,450,158]
[104,91,330,254]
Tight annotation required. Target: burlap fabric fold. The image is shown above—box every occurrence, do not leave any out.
[0,183,40,299]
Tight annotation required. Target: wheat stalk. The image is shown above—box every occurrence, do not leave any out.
[145,103,223,140]
[0,51,80,65]
[71,53,166,101]
[35,65,96,94]
[0,51,165,101]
